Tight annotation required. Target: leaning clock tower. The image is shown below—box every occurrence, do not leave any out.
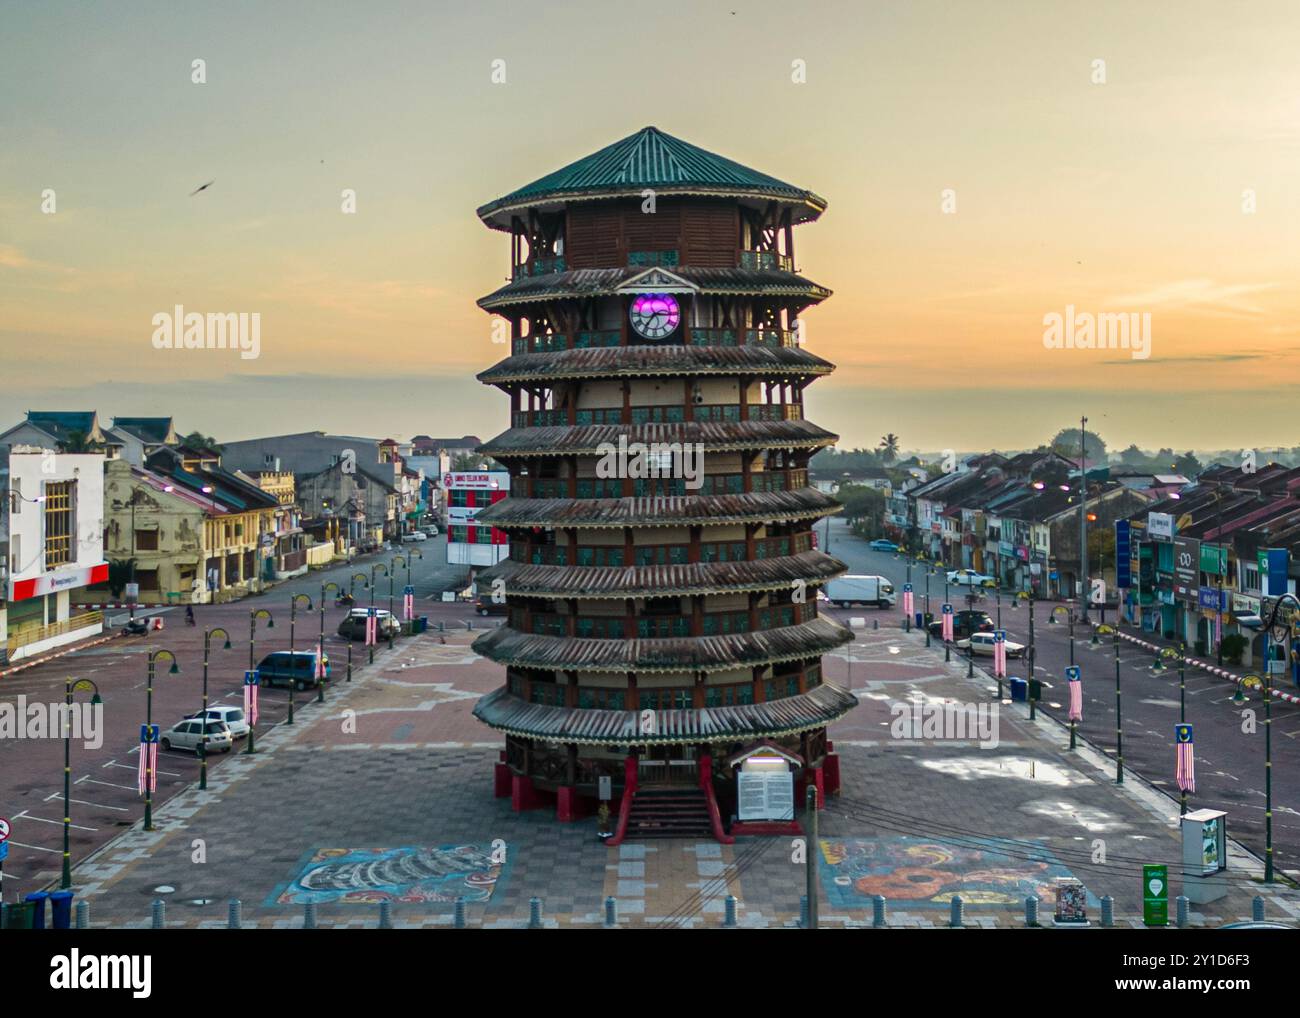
[471,127,856,841]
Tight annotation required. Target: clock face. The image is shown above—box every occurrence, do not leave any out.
[629,293,681,340]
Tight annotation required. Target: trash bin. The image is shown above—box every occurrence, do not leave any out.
[914,612,924,629]
[2,900,36,929]
[1009,677,1028,702]
[24,891,50,930]
[418,616,428,633]
[49,890,74,930]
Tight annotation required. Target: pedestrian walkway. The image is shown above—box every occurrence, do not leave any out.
[64,622,1300,929]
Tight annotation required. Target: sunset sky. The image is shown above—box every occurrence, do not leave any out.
[2,0,1298,454]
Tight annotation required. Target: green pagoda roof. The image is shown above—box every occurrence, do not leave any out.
[478,126,826,226]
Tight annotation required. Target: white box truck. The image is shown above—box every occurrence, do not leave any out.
[823,575,896,608]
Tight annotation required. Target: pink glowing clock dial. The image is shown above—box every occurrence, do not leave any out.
[629,293,681,340]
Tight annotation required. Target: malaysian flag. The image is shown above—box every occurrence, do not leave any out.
[137,724,158,795]
[403,585,415,621]
[244,670,259,726]
[902,587,914,617]
[365,606,377,646]
[1175,723,1195,793]
[941,605,954,642]
[993,630,1007,678]
[1066,666,1083,721]
[315,643,327,680]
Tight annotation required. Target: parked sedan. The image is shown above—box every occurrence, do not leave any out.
[956,632,1026,658]
[947,569,996,587]
[927,609,995,640]
[401,531,428,542]
[337,608,402,641]
[160,719,233,754]
[868,539,900,552]
[184,704,249,739]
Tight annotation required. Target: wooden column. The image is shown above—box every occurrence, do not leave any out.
[565,670,578,708]
[691,594,703,637]
[688,524,701,564]
[624,527,634,565]
[565,742,578,786]
[622,380,631,425]
[693,671,706,709]
[566,598,577,638]
[752,665,765,703]
[684,378,694,422]
[738,375,749,422]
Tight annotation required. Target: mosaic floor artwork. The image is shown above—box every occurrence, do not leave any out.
[819,836,1099,909]
[272,844,508,905]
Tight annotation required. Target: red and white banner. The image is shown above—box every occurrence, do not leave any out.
[1175,723,1195,793]
[365,609,377,646]
[902,590,914,616]
[1068,680,1083,721]
[11,562,108,602]
[315,643,327,679]
[403,593,414,620]
[941,609,953,643]
[137,725,158,795]
[243,682,259,726]
[993,631,1007,678]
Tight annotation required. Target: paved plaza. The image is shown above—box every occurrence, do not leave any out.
[69,617,1300,929]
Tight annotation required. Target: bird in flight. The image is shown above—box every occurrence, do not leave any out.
[189,180,215,196]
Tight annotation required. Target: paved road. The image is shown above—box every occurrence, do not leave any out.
[0,546,499,898]
[821,514,1300,878]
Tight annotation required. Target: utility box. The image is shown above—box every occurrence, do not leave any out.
[1181,808,1228,904]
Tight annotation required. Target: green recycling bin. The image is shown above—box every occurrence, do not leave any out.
[2,900,36,929]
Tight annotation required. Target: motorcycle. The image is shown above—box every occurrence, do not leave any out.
[123,617,150,636]
[335,593,355,608]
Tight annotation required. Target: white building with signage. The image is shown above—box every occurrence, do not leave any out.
[444,470,509,568]
[0,448,107,663]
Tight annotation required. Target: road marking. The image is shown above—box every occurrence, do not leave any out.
[8,841,60,854]
[17,813,97,831]
[44,792,129,811]
[77,776,139,792]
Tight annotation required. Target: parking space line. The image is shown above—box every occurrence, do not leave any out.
[76,775,138,792]
[8,841,60,854]
[17,813,97,831]
[44,791,129,811]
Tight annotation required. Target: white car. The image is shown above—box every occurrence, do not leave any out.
[160,718,233,754]
[956,632,1026,658]
[421,525,440,537]
[947,569,996,587]
[185,704,249,739]
[402,531,428,542]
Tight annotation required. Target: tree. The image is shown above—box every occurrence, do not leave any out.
[1174,451,1202,477]
[183,431,223,453]
[60,430,104,454]
[838,484,887,538]
[877,433,901,464]
[1049,427,1106,462]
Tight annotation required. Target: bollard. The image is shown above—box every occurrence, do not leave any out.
[873,619,878,631]
[1252,896,1265,922]
[453,896,467,929]
[528,896,543,929]
[799,895,809,929]
[1025,895,1039,927]
[379,900,393,929]
[75,900,89,930]
[151,899,166,930]
[228,899,242,929]
[1176,895,1190,928]
[872,895,887,929]
[1100,896,1114,928]
[303,902,316,929]
[724,895,738,928]
[949,895,964,928]
[604,896,618,928]
[467,620,473,632]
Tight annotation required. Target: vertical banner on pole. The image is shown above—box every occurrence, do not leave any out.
[1175,723,1195,794]
[403,584,415,621]
[1065,665,1083,720]
[315,643,327,680]
[941,603,954,643]
[366,606,377,646]
[137,724,159,794]
[901,583,914,618]
[243,669,260,726]
[992,629,1007,678]
[1115,520,1131,589]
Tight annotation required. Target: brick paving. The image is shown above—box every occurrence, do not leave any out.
[65,620,1300,929]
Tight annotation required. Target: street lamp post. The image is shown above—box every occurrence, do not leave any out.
[287,593,313,725]
[319,582,340,703]
[1113,626,1123,785]
[369,564,388,664]
[924,565,932,647]
[200,627,231,790]
[143,648,180,832]
[1078,414,1090,625]
[348,572,367,680]
[246,608,274,754]
[1257,593,1299,883]
[61,678,102,888]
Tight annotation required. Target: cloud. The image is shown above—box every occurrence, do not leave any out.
[1104,279,1277,317]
